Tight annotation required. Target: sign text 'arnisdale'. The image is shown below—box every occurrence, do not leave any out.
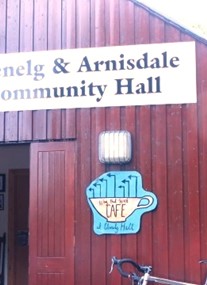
[0,42,196,111]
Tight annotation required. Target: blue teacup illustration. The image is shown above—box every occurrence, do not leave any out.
[86,171,158,234]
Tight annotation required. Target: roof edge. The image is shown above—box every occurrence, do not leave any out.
[130,0,207,45]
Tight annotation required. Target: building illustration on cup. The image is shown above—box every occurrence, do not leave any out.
[86,171,158,235]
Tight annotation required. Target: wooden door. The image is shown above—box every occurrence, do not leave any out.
[29,142,75,285]
[8,169,29,285]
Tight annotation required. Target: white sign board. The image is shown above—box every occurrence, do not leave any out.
[0,41,196,112]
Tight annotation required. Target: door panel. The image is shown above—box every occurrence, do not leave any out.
[29,142,75,285]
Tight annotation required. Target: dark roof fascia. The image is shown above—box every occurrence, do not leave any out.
[130,0,207,45]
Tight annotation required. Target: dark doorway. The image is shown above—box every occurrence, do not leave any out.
[8,169,29,285]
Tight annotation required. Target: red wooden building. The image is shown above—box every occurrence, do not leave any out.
[0,1,207,285]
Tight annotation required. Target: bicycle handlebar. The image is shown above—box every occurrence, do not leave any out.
[109,256,152,279]
[110,257,206,285]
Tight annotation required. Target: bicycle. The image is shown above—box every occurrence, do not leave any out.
[109,257,207,285]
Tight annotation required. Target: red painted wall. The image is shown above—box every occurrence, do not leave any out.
[1,1,207,285]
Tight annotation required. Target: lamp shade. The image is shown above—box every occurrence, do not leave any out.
[98,130,132,164]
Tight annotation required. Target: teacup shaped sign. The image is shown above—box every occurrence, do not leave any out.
[86,171,158,235]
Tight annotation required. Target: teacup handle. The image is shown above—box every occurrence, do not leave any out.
[137,195,153,209]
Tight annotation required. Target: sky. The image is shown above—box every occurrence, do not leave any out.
[138,0,207,38]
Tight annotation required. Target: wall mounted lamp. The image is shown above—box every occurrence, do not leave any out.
[98,130,132,164]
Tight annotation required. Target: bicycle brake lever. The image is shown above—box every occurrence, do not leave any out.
[199,260,207,264]
[109,258,115,274]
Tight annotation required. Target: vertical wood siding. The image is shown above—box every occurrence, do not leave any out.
[1,1,207,285]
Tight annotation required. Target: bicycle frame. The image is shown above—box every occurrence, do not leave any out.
[141,273,197,285]
[142,262,207,285]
